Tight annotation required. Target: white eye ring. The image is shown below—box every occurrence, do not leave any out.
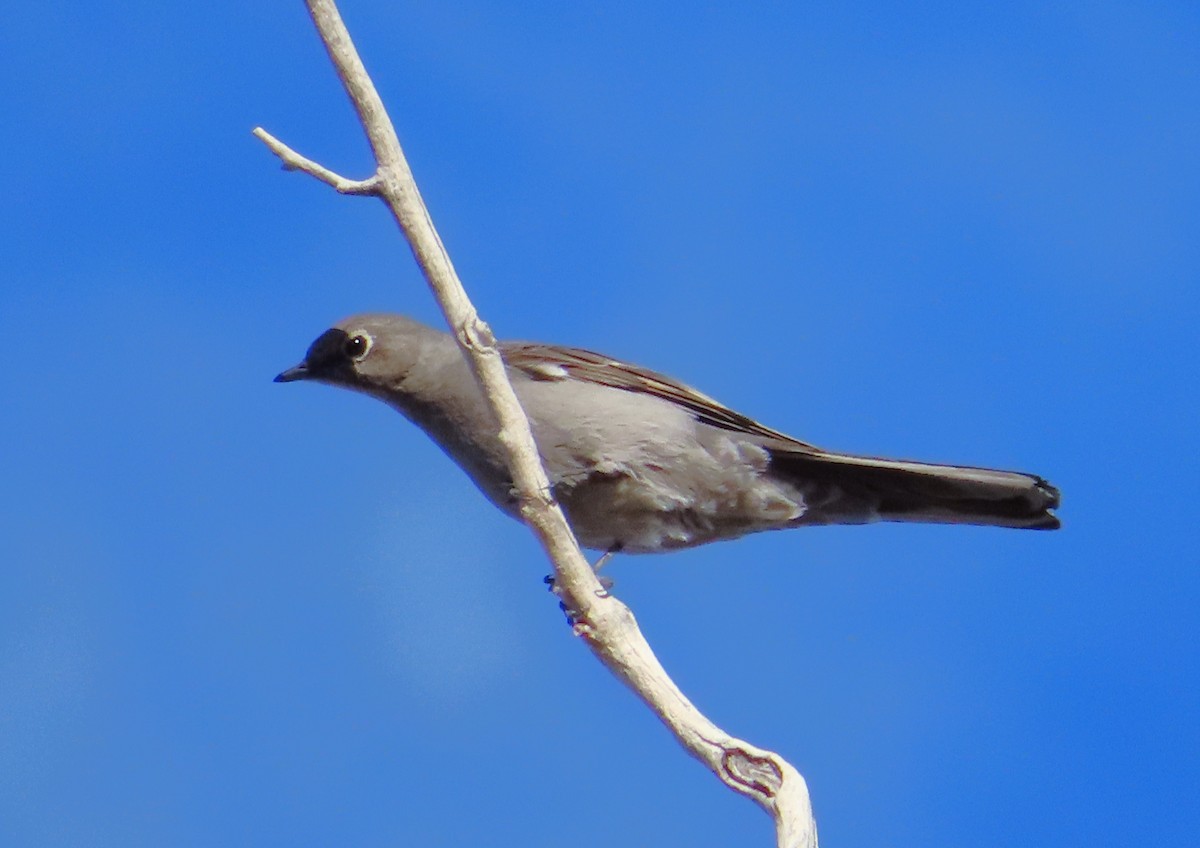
[344,332,373,361]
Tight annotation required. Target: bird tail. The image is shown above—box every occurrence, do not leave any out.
[768,448,1061,530]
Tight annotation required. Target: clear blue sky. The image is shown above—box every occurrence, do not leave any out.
[2,2,1197,845]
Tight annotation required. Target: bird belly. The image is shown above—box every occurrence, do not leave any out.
[554,447,806,553]
[517,379,806,552]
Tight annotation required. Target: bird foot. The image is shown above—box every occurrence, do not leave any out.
[542,545,619,596]
[543,546,620,624]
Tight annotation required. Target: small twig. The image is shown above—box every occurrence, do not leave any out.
[252,127,380,195]
[257,2,818,846]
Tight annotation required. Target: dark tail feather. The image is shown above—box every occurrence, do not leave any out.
[769,449,1061,530]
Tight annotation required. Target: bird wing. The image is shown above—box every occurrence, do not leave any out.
[501,342,1061,528]
[501,341,817,449]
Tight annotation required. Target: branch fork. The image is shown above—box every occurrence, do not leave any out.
[252,127,380,194]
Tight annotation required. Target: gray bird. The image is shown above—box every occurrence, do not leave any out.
[276,313,1060,553]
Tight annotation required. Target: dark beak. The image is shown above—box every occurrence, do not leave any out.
[274,363,310,383]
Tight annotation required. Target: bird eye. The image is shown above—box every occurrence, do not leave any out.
[344,333,372,361]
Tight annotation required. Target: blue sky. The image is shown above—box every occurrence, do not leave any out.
[2,1,1197,845]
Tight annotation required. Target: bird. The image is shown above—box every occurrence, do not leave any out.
[275,313,1060,554]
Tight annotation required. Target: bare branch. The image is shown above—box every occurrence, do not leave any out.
[259,2,818,845]
[252,127,380,195]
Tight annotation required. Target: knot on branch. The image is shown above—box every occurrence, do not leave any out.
[721,747,784,800]
[517,488,556,519]
[458,317,497,354]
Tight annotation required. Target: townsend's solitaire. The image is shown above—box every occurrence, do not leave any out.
[276,314,1060,553]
